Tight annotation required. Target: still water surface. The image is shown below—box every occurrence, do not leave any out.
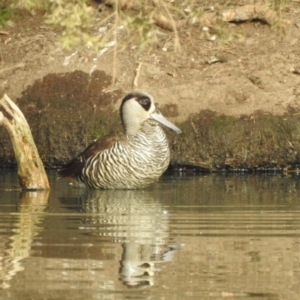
[0,170,300,299]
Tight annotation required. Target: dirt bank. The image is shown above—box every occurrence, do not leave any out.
[0,2,300,170]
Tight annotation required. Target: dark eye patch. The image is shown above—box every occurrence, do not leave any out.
[121,92,151,111]
[138,97,151,110]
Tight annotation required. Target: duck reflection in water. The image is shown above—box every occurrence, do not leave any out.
[119,242,178,288]
[76,189,179,288]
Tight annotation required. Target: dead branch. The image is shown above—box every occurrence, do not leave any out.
[219,4,289,26]
[102,1,289,31]
[153,14,188,31]
[186,4,288,29]
[0,94,49,190]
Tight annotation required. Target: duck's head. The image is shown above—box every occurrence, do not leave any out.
[120,91,182,135]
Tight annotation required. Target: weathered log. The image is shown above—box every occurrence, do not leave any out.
[103,1,289,30]
[219,4,289,27]
[0,94,49,190]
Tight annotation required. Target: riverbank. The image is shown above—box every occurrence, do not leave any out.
[0,2,300,169]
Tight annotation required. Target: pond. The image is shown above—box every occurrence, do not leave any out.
[0,170,300,299]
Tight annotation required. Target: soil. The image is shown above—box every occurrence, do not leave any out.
[0,1,300,170]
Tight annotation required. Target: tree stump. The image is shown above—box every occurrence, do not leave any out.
[0,94,49,190]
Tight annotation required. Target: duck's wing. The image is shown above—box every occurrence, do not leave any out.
[57,134,125,179]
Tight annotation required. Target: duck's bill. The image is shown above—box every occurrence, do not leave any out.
[150,111,182,134]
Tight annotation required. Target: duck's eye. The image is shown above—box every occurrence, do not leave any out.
[138,97,151,111]
[138,97,150,106]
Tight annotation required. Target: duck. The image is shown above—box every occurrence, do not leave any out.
[57,91,182,189]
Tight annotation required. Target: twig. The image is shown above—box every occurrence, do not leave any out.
[212,69,225,80]
[266,90,291,94]
[218,48,238,56]
[16,35,45,53]
[0,48,3,66]
[0,63,25,75]
[156,0,181,51]
[190,114,198,134]
[111,2,119,87]
[133,62,143,88]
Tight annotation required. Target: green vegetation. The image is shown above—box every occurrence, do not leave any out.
[0,0,290,50]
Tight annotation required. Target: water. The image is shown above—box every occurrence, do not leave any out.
[0,170,300,299]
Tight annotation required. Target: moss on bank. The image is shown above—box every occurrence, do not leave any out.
[167,110,300,172]
[0,70,123,167]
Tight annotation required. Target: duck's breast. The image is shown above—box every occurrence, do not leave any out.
[81,126,170,189]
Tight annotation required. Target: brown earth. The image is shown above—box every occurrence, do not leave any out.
[0,1,300,170]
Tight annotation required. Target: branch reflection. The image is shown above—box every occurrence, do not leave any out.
[0,190,49,289]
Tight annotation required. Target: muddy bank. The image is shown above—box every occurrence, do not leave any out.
[0,70,123,167]
[168,109,300,172]
[1,70,300,172]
